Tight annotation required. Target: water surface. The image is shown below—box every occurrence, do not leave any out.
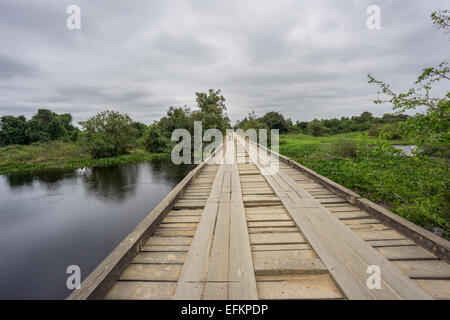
[0,159,195,299]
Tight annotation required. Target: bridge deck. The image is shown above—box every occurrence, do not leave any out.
[70,135,450,300]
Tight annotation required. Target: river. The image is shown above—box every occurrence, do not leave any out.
[0,159,195,299]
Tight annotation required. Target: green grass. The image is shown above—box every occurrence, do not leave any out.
[0,142,169,174]
[278,133,450,238]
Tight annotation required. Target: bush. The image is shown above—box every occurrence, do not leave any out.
[330,140,357,158]
[79,110,139,158]
[368,123,383,137]
[307,120,329,136]
[144,124,170,153]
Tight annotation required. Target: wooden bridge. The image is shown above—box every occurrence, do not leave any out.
[68,134,450,300]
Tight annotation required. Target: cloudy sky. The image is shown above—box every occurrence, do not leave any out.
[0,0,448,125]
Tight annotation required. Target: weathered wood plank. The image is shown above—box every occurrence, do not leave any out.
[376,246,437,261]
[248,227,299,234]
[392,260,450,279]
[366,239,415,247]
[154,229,196,237]
[173,161,225,299]
[256,274,344,300]
[250,232,306,245]
[246,213,291,222]
[142,245,189,252]
[132,252,186,264]
[253,250,325,275]
[414,280,450,299]
[104,282,176,300]
[120,264,181,281]
[354,229,405,241]
[146,236,192,246]
[228,158,258,300]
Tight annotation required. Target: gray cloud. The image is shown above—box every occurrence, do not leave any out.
[0,0,448,125]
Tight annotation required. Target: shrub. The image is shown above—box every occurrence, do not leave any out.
[79,110,139,158]
[330,140,357,158]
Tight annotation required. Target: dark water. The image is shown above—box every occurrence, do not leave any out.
[0,159,195,299]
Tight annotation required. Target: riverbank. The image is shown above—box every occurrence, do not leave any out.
[0,141,169,174]
[278,133,449,239]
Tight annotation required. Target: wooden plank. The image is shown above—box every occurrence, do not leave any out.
[366,239,415,247]
[159,223,198,229]
[253,250,326,275]
[250,232,306,245]
[166,209,203,216]
[154,229,196,237]
[356,198,450,263]
[119,264,181,281]
[203,173,231,299]
[147,236,192,246]
[251,243,310,251]
[333,211,371,220]
[173,161,225,299]
[104,282,176,300]
[228,158,258,300]
[246,213,291,222]
[414,280,450,299]
[256,274,344,300]
[376,246,438,261]
[354,229,405,241]
[392,261,450,279]
[247,221,295,228]
[162,216,201,223]
[133,252,186,264]
[248,227,299,234]
[253,249,316,260]
[245,206,286,214]
[142,245,189,252]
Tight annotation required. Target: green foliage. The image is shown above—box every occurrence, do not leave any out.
[0,142,167,175]
[0,141,88,167]
[132,121,147,138]
[307,120,329,136]
[144,123,170,153]
[259,111,292,133]
[431,9,450,31]
[79,110,139,158]
[0,109,78,146]
[330,139,357,158]
[278,133,449,238]
[143,89,230,154]
[194,89,230,133]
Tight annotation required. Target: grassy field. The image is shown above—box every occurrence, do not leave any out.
[278,132,449,238]
[0,142,168,174]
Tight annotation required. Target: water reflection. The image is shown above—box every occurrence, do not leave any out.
[82,165,139,203]
[146,159,196,186]
[5,168,77,190]
[3,158,196,204]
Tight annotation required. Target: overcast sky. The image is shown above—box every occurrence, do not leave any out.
[0,0,448,125]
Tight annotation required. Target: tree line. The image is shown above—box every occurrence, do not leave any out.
[0,89,230,158]
[235,110,408,138]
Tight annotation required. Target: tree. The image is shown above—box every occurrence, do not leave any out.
[132,121,147,138]
[144,123,169,153]
[79,110,139,158]
[260,111,290,133]
[307,120,329,136]
[195,89,230,133]
[0,115,29,146]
